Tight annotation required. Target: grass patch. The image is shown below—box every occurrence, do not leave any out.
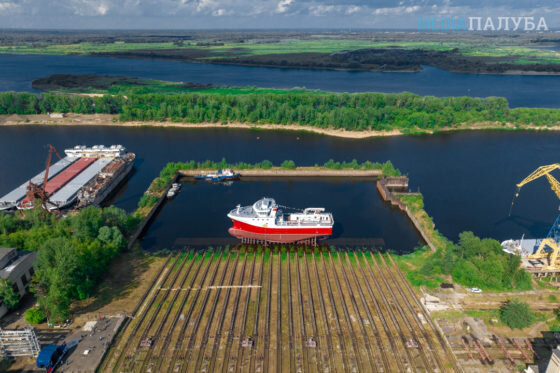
[465,309,502,324]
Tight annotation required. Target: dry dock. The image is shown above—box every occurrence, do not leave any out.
[101,249,459,372]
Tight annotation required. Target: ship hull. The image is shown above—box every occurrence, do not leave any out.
[229,219,332,243]
[91,161,134,207]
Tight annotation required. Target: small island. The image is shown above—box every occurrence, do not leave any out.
[0,74,559,138]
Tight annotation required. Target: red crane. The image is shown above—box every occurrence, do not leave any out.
[24,145,62,210]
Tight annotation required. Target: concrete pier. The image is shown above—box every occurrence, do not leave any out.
[179,168,383,177]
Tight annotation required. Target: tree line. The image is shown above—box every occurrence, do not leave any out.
[1,91,560,130]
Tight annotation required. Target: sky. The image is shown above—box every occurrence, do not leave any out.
[0,0,558,29]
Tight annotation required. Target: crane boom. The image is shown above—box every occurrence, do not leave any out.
[516,164,560,199]
[544,173,560,202]
[512,164,560,269]
[42,144,63,188]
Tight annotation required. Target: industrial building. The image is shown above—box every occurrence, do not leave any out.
[0,248,37,319]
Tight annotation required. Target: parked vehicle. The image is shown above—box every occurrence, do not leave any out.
[36,340,78,373]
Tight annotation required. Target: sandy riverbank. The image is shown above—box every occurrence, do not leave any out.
[1,113,558,139]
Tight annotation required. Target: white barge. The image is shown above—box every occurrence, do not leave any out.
[0,145,134,211]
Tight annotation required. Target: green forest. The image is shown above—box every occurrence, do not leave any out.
[0,205,139,322]
[1,91,559,131]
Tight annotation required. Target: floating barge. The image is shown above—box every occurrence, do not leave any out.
[0,145,134,211]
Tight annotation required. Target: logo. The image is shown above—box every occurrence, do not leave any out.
[418,16,548,31]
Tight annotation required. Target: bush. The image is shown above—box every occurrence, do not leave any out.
[259,160,273,169]
[25,308,46,325]
[280,160,296,169]
[381,161,401,177]
[0,279,19,310]
[500,299,534,329]
[138,194,159,208]
[400,230,532,292]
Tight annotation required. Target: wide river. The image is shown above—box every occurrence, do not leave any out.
[1,54,558,251]
[0,126,557,252]
[2,54,560,108]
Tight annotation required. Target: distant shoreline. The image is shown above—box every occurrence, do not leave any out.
[0,113,558,139]
[3,51,560,75]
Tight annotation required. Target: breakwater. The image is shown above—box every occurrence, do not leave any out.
[179,168,383,177]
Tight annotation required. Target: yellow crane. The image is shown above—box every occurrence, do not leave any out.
[513,164,560,270]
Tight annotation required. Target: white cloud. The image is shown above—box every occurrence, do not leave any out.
[276,0,293,14]
[212,7,233,16]
[196,0,215,12]
[345,5,361,15]
[66,0,112,16]
[97,4,108,15]
[309,5,335,16]
[374,5,421,15]
[0,1,18,13]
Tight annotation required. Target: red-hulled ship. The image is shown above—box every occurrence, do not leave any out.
[227,198,334,244]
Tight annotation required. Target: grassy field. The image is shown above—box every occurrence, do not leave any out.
[461,45,560,63]
[0,40,456,56]
[32,74,326,95]
[3,39,560,65]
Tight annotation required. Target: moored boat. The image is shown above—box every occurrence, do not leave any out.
[195,169,241,182]
[501,236,540,256]
[167,183,181,198]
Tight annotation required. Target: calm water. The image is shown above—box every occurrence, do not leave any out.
[141,178,420,250]
[1,54,560,108]
[0,126,558,251]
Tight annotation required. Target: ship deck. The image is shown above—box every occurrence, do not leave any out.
[44,157,96,195]
[49,158,112,208]
[0,156,76,206]
[0,145,132,211]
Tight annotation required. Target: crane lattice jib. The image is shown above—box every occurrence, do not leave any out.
[547,213,560,245]
[516,164,560,200]
[544,173,560,202]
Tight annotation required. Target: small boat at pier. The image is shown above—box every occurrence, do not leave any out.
[167,183,181,198]
[195,169,241,182]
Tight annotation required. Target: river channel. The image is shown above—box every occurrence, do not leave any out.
[0,126,557,251]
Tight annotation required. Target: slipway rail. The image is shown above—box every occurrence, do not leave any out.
[103,249,459,372]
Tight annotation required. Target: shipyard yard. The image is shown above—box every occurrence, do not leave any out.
[0,141,559,372]
[101,249,460,372]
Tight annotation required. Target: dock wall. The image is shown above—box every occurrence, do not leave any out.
[127,174,179,250]
[377,177,437,252]
[129,170,436,252]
